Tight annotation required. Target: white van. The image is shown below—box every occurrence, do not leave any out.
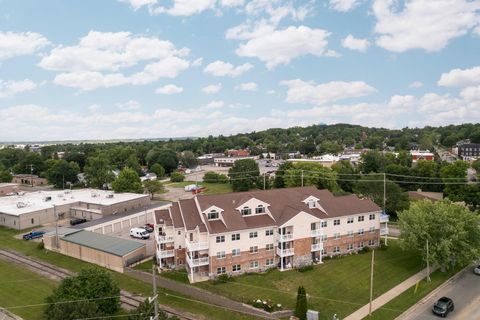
[130,227,150,240]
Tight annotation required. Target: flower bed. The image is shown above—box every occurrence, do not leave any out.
[250,299,283,313]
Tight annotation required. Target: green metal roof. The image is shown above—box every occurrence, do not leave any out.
[62,230,145,257]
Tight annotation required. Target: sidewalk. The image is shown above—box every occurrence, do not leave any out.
[344,266,435,320]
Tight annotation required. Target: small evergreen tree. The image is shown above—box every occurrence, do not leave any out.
[294,286,308,320]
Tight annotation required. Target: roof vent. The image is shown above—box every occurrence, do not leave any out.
[106,193,114,198]
[16,202,27,208]
[43,196,52,202]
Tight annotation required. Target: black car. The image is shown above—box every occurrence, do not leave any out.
[143,224,154,233]
[70,218,87,225]
[432,297,454,317]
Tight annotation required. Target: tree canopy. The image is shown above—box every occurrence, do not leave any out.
[228,159,259,192]
[84,154,115,189]
[112,167,143,193]
[45,160,80,189]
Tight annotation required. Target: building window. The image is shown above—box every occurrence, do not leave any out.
[358,215,364,222]
[265,258,274,266]
[347,217,354,224]
[347,230,353,237]
[178,245,182,250]
[217,267,226,274]
[334,219,340,226]
[347,243,353,251]
[321,234,327,241]
[177,230,181,235]
[250,246,258,254]
[249,231,258,238]
[31,218,34,224]
[311,222,317,230]
[232,249,240,257]
[308,199,316,208]
[249,261,259,269]
[358,229,364,235]
[266,243,274,251]
[368,240,376,246]
[358,242,364,249]
[232,264,241,272]
[216,235,225,243]
[333,246,340,253]
[369,227,375,233]
[265,229,274,236]
[208,210,219,220]
[334,233,340,240]
[216,251,225,259]
[321,221,327,228]
[256,205,265,214]
[231,233,240,241]
[241,207,252,216]
[369,214,376,220]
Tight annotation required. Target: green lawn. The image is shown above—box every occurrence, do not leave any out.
[0,259,57,320]
[0,227,261,320]
[195,241,424,320]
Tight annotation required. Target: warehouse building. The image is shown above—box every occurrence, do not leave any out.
[0,189,149,230]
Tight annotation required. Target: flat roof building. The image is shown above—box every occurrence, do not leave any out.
[0,183,19,197]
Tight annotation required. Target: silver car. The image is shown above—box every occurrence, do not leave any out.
[474,265,480,275]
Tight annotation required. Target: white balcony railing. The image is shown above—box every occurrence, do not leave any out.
[380,214,390,223]
[380,227,389,236]
[185,240,209,252]
[276,233,294,242]
[311,229,323,237]
[158,235,174,243]
[276,247,294,257]
[311,243,323,252]
[187,255,209,267]
[157,249,175,258]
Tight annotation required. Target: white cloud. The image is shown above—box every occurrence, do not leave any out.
[236,25,332,69]
[204,100,225,109]
[341,34,370,53]
[115,100,141,110]
[220,0,244,7]
[204,60,253,77]
[281,79,377,105]
[40,31,190,90]
[329,0,361,12]
[438,65,480,87]
[119,0,157,10]
[155,84,184,95]
[0,79,37,98]
[409,81,424,88]
[149,0,216,16]
[192,57,204,67]
[236,82,258,91]
[373,0,480,52]
[267,89,276,94]
[0,31,49,60]
[202,83,222,94]
[460,85,480,102]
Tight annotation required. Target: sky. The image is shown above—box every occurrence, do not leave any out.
[0,0,480,142]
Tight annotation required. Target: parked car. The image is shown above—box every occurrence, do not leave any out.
[432,297,454,317]
[70,218,87,225]
[22,231,45,240]
[130,227,150,239]
[143,224,154,233]
[474,265,480,275]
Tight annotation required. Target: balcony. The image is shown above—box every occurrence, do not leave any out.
[158,235,174,243]
[311,243,323,252]
[380,227,389,236]
[187,255,209,267]
[311,229,323,237]
[276,247,294,257]
[185,240,209,252]
[380,214,389,223]
[157,249,175,258]
[276,233,294,242]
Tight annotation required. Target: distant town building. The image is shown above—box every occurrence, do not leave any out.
[196,153,225,166]
[407,190,443,202]
[11,174,48,186]
[287,154,339,168]
[410,150,434,163]
[214,156,259,167]
[452,140,480,161]
[226,149,250,157]
[0,183,19,197]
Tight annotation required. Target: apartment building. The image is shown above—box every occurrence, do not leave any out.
[153,186,388,283]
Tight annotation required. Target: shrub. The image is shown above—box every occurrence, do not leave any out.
[203,171,228,183]
[359,246,371,254]
[295,286,308,320]
[297,265,314,273]
[37,241,45,250]
[170,171,185,182]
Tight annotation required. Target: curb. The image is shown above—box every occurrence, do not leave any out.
[395,266,470,320]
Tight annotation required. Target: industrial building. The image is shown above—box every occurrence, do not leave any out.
[0,183,19,197]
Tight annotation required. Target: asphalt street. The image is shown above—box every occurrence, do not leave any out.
[399,267,480,320]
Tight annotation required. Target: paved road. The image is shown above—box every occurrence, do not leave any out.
[398,267,480,320]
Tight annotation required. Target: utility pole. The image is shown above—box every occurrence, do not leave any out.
[369,249,375,316]
[54,205,59,249]
[150,264,159,320]
[383,172,387,246]
[30,164,34,187]
[426,239,431,282]
[144,206,148,225]
[301,170,304,187]
[263,173,266,190]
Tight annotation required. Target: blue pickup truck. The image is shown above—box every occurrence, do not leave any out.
[22,231,45,240]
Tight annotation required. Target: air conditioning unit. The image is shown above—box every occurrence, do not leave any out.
[43,196,52,202]
[16,202,27,208]
[106,193,114,198]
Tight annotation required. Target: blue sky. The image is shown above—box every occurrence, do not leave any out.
[1,0,480,141]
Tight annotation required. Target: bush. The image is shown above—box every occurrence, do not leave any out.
[37,241,45,250]
[203,171,228,183]
[170,171,185,182]
[359,246,371,254]
[212,273,234,284]
[250,299,282,313]
[297,265,314,273]
[294,286,308,320]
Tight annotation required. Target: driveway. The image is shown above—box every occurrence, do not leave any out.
[397,267,480,320]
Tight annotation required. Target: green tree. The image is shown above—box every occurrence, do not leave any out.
[331,160,356,192]
[146,149,178,173]
[84,154,115,189]
[126,299,178,320]
[353,175,409,218]
[359,150,385,173]
[273,161,293,188]
[150,163,165,178]
[143,179,164,199]
[203,171,228,183]
[440,161,469,202]
[228,159,259,192]
[472,159,480,174]
[112,167,143,193]
[294,286,308,320]
[0,164,12,183]
[399,200,480,272]
[44,268,120,320]
[170,171,185,182]
[180,150,197,168]
[283,162,339,193]
[45,160,80,189]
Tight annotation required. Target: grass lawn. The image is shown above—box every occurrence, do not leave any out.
[195,240,424,320]
[0,259,57,320]
[369,266,463,319]
[0,227,261,320]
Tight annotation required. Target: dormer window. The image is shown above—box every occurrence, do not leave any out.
[208,210,219,220]
[255,205,265,214]
[308,199,316,209]
[241,207,252,216]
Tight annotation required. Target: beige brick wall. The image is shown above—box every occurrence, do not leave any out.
[323,230,380,255]
[210,247,276,274]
